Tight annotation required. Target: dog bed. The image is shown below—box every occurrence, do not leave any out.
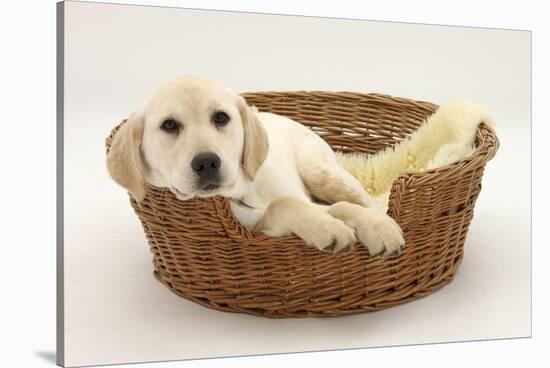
[105,92,499,318]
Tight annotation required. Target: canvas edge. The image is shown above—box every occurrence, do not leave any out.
[56,1,65,367]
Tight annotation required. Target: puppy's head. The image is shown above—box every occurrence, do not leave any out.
[106,75,268,202]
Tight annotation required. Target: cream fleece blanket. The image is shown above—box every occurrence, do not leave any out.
[336,101,494,208]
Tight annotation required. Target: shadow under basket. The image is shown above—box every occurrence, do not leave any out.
[105,92,499,318]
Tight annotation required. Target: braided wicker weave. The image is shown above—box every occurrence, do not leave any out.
[105,92,498,318]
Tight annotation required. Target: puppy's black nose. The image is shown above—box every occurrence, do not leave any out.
[191,152,221,178]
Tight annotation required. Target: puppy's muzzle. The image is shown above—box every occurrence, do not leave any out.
[191,152,222,190]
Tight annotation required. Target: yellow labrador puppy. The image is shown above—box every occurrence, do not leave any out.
[107,75,404,256]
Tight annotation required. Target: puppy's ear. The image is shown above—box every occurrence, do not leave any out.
[106,114,147,202]
[238,96,269,180]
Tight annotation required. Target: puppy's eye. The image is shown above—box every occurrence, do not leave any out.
[161,119,178,133]
[212,111,230,126]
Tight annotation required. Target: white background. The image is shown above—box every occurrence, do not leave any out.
[0,1,547,368]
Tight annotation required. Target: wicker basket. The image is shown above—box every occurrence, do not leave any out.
[105,92,499,318]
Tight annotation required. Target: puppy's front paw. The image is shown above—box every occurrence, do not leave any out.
[301,215,357,254]
[354,208,405,257]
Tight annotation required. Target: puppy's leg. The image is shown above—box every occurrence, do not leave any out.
[293,131,379,208]
[255,196,356,254]
[316,202,404,257]
[297,149,404,256]
[300,160,379,208]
